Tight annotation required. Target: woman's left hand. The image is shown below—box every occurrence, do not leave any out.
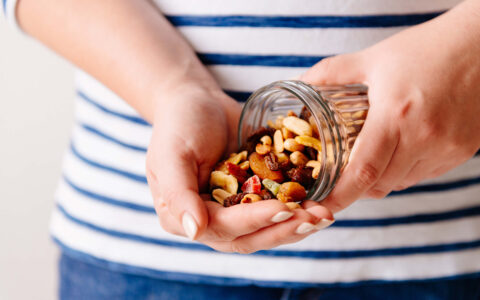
[300,0,480,213]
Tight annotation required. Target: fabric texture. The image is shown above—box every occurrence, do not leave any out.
[59,253,480,300]
[5,0,480,288]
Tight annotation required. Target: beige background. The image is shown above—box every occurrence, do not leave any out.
[0,18,74,300]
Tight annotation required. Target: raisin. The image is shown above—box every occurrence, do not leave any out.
[299,106,312,121]
[259,189,274,200]
[264,152,279,171]
[305,147,317,160]
[287,166,313,188]
[223,193,247,207]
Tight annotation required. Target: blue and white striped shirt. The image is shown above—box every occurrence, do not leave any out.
[5,0,480,287]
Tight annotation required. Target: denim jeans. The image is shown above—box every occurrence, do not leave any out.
[59,253,480,300]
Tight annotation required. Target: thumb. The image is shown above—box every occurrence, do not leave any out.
[299,53,365,86]
[147,148,208,240]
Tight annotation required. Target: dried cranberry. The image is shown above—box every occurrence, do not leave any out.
[241,175,262,194]
[226,162,248,184]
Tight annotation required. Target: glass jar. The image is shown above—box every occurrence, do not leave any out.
[238,80,369,202]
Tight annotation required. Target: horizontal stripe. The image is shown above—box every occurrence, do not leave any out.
[70,142,147,184]
[57,175,480,252]
[224,90,252,102]
[167,12,443,28]
[51,208,480,284]
[77,90,150,127]
[68,140,480,200]
[153,0,460,16]
[55,237,480,288]
[80,123,147,152]
[199,53,326,67]
[2,0,6,14]
[57,202,480,259]
[63,175,154,213]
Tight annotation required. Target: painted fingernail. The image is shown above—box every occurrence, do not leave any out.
[182,212,198,240]
[271,211,294,223]
[315,219,335,230]
[295,222,316,234]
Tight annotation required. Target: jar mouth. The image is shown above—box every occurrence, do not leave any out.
[238,80,345,202]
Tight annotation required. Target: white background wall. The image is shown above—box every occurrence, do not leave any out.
[0,18,74,300]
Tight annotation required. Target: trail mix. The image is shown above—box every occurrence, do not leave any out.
[209,107,324,210]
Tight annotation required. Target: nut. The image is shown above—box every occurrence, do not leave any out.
[283,138,304,152]
[285,202,301,210]
[277,182,307,203]
[212,189,233,206]
[226,151,248,165]
[210,171,239,194]
[306,160,321,179]
[283,116,312,137]
[275,152,289,164]
[282,127,294,139]
[275,115,285,130]
[290,151,309,166]
[256,143,272,155]
[240,193,262,204]
[295,135,322,152]
[287,110,297,117]
[260,135,272,146]
[308,116,320,138]
[273,130,284,153]
[239,160,250,170]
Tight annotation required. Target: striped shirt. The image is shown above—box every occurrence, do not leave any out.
[5,0,480,287]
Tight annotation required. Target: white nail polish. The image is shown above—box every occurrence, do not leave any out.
[271,211,294,223]
[315,219,335,230]
[182,212,198,240]
[295,222,316,234]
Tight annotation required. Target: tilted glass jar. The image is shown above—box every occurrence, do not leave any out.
[238,80,369,202]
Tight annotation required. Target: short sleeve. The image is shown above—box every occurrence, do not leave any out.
[2,0,23,33]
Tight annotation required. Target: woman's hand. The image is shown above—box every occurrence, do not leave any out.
[146,84,334,254]
[300,0,480,213]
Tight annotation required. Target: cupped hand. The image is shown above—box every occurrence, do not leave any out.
[146,84,334,253]
[300,3,480,213]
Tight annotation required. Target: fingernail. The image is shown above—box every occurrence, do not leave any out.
[271,211,294,223]
[295,222,316,234]
[315,219,335,230]
[182,212,198,240]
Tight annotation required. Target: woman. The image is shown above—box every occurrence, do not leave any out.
[3,0,480,298]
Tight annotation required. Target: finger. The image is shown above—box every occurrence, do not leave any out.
[208,208,334,254]
[299,53,365,86]
[199,200,295,242]
[147,146,208,240]
[366,144,418,198]
[320,112,399,213]
[154,198,185,236]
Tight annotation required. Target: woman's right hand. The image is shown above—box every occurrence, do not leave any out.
[146,84,334,254]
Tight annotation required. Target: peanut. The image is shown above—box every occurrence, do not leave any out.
[273,130,284,153]
[212,189,233,206]
[260,135,272,146]
[210,171,239,194]
[290,151,309,166]
[281,127,294,139]
[256,135,273,155]
[240,194,262,204]
[284,138,304,152]
[275,152,289,164]
[295,135,322,152]
[283,116,312,137]
[275,115,285,130]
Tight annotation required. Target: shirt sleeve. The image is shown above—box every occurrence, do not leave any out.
[2,0,23,33]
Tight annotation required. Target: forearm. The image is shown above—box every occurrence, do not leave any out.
[17,0,219,122]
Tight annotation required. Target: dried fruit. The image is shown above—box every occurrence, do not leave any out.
[295,135,322,152]
[226,162,248,184]
[224,193,247,207]
[226,151,248,165]
[249,152,284,182]
[262,178,281,196]
[212,189,233,206]
[241,175,262,194]
[259,189,274,200]
[210,171,239,194]
[287,166,313,187]
[277,182,307,203]
[264,152,279,171]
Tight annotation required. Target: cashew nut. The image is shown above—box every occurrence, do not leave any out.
[283,116,312,137]
[210,171,238,194]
